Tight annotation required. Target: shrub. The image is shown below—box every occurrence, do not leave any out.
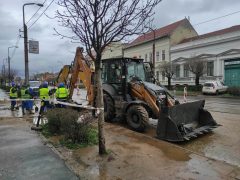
[60,110,96,144]
[46,108,63,134]
[228,87,240,96]
[46,108,97,146]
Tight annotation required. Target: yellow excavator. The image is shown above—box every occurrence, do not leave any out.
[58,47,219,142]
[56,65,71,85]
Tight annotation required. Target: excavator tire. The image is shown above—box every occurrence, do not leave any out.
[103,94,115,122]
[127,105,149,132]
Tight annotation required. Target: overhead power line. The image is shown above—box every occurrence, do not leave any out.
[28,0,55,30]
[193,10,240,26]
[26,0,48,25]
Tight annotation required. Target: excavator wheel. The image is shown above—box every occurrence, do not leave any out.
[127,105,149,132]
[103,94,115,122]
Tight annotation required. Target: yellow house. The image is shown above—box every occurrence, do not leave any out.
[124,18,198,84]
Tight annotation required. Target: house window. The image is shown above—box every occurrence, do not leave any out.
[184,64,189,77]
[207,61,214,76]
[156,51,160,61]
[145,54,148,62]
[149,52,152,63]
[162,72,165,81]
[156,71,159,81]
[176,65,180,78]
[162,50,165,61]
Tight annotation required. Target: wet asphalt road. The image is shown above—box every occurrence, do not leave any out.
[175,95,240,168]
[177,95,240,114]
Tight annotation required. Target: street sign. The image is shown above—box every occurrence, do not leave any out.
[29,40,39,54]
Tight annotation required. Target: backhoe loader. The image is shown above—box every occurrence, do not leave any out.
[60,47,219,142]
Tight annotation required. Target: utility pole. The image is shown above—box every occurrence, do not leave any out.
[23,3,43,85]
[152,29,156,73]
[2,59,6,86]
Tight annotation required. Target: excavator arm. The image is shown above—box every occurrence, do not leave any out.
[129,80,175,118]
[69,47,94,105]
[56,65,71,85]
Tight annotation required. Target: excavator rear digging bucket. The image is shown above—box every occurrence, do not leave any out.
[156,100,220,142]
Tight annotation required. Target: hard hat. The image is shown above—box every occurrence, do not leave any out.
[59,82,64,88]
[11,82,15,87]
[42,81,48,88]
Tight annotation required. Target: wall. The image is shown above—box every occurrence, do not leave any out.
[170,30,240,85]
[170,21,198,46]
[102,42,124,59]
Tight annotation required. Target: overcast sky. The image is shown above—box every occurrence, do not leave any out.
[1,0,240,77]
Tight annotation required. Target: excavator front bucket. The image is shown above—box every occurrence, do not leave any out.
[156,100,220,142]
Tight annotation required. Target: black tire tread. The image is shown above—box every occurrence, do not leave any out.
[104,94,115,121]
[127,105,149,132]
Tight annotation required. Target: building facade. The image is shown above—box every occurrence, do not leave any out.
[102,42,124,59]
[123,18,198,82]
[171,25,240,87]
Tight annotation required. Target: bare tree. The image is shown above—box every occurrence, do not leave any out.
[186,58,206,86]
[4,69,18,84]
[158,61,176,89]
[55,0,161,154]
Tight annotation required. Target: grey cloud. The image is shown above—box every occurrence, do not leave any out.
[1,0,240,77]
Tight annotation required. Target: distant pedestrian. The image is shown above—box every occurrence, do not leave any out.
[183,85,187,103]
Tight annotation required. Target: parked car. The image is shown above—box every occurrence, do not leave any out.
[202,81,228,95]
[29,81,41,96]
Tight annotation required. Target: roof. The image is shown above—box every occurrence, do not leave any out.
[125,19,189,48]
[180,25,240,44]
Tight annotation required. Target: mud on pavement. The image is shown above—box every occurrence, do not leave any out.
[48,122,240,180]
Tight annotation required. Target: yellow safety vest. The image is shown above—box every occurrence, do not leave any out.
[10,87,18,98]
[39,87,49,100]
[56,87,68,99]
[21,88,31,99]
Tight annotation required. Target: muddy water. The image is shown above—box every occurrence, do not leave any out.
[66,123,240,179]
[180,112,240,167]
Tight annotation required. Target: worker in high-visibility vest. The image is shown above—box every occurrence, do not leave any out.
[55,82,69,108]
[39,81,50,112]
[9,82,18,111]
[20,84,33,115]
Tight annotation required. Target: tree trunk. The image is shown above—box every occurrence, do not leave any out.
[195,76,200,86]
[95,60,107,155]
[167,77,171,90]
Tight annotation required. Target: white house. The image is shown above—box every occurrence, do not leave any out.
[171,25,240,87]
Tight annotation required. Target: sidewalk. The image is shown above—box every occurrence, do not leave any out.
[0,118,78,180]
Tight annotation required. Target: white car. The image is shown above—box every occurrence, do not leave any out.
[29,81,41,96]
[202,81,228,95]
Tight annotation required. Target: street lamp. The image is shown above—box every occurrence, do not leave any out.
[8,46,18,85]
[23,3,43,84]
[149,27,156,73]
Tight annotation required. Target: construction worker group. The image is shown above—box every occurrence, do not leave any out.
[9,81,69,115]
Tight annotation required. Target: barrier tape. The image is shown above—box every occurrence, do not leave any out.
[0,98,104,111]
[0,98,41,102]
[54,99,104,111]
